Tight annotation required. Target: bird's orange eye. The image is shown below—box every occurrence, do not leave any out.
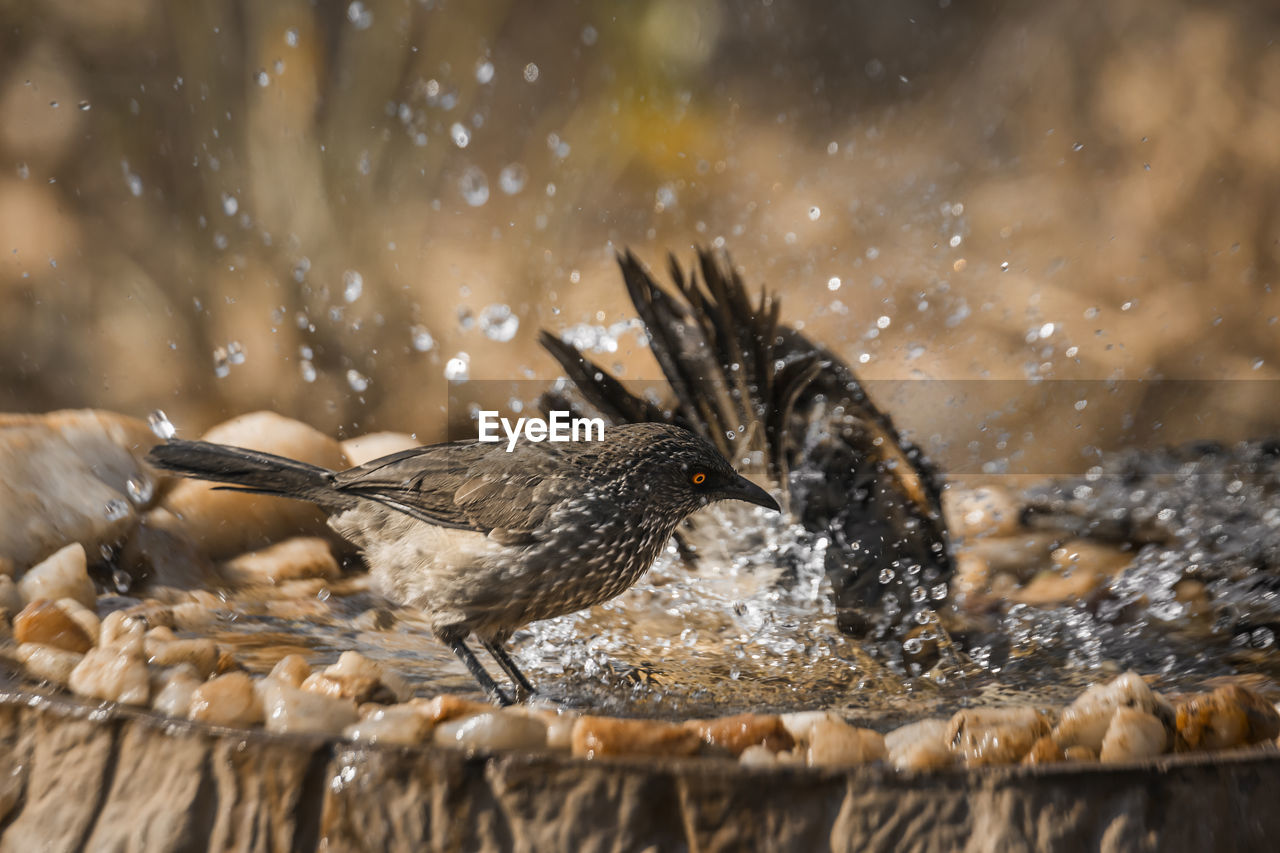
[691,472,707,485]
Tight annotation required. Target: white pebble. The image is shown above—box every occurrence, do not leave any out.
[433,711,548,752]
[69,646,150,706]
[258,677,359,735]
[18,543,96,609]
[17,642,83,686]
[1099,707,1168,762]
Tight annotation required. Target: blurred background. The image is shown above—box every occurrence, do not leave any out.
[2,0,1278,476]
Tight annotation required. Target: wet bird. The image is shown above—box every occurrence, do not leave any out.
[148,422,779,704]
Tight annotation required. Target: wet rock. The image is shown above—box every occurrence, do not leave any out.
[0,409,157,571]
[342,432,419,466]
[738,744,781,767]
[345,705,431,746]
[778,710,845,745]
[1054,671,1173,752]
[56,597,100,645]
[150,665,204,718]
[220,536,340,586]
[945,485,1021,539]
[188,672,264,728]
[885,719,954,771]
[144,633,219,679]
[99,610,146,654]
[1176,684,1280,751]
[1023,735,1066,765]
[144,412,348,563]
[434,712,548,752]
[408,694,492,724]
[69,646,150,706]
[269,653,312,687]
[1063,745,1098,762]
[571,715,702,759]
[12,600,94,653]
[17,543,96,610]
[16,642,83,686]
[806,719,887,767]
[259,677,358,736]
[1100,707,1169,762]
[948,707,1051,766]
[685,713,794,756]
[306,650,408,704]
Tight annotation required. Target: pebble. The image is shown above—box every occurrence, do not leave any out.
[16,643,84,686]
[684,713,794,756]
[1063,745,1098,762]
[57,597,100,644]
[69,646,150,706]
[316,650,409,703]
[1022,735,1066,765]
[13,600,94,653]
[738,744,781,768]
[220,537,341,586]
[948,707,1051,766]
[145,632,220,679]
[1054,671,1172,752]
[17,543,96,610]
[806,719,887,767]
[258,677,359,736]
[1176,684,1280,751]
[99,610,146,654]
[944,485,1021,538]
[150,665,204,718]
[409,694,493,724]
[189,672,264,728]
[778,710,845,744]
[346,704,432,746]
[269,654,312,688]
[571,715,702,759]
[1099,707,1168,762]
[884,718,954,771]
[434,711,548,752]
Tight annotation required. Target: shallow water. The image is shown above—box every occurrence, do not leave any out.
[185,471,1280,726]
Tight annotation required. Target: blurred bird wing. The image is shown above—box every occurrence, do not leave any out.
[332,442,572,536]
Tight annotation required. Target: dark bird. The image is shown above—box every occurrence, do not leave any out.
[148,422,779,704]
[539,250,953,658]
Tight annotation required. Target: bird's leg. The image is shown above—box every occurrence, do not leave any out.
[481,638,538,702]
[446,637,512,706]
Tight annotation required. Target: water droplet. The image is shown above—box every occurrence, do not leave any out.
[581,25,598,46]
[343,270,364,303]
[126,475,154,506]
[444,354,470,381]
[347,1,373,29]
[876,315,891,329]
[255,70,269,87]
[148,410,176,440]
[222,194,238,216]
[1039,322,1055,338]
[212,346,231,378]
[227,341,245,365]
[475,60,494,84]
[865,246,880,260]
[523,62,540,83]
[1071,141,1084,152]
[450,122,470,148]
[104,498,130,522]
[497,163,527,195]
[827,276,841,291]
[879,568,896,584]
[411,325,435,352]
[949,234,962,248]
[1252,358,1264,370]
[1074,399,1088,411]
[78,101,91,111]
[459,166,489,207]
[300,360,316,383]
[479,304,519,341]
[808,206,821,221]
[346,369,369,392]
[285,28,298,47]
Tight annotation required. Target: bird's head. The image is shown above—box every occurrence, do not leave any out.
[603,423,780,519]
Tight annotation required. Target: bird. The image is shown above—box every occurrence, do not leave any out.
[147,422,780,704]
[538,250,953,654]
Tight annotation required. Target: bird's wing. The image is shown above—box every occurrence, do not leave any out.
[332,441,577,538]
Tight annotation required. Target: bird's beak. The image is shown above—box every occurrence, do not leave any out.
[724,474,781,512]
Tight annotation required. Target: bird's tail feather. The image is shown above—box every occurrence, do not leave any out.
[148,440,343,506]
